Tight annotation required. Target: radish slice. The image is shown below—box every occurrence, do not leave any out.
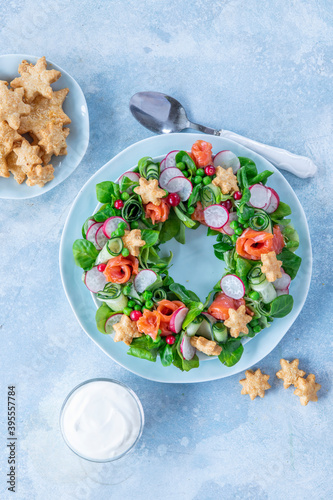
[169,306,189,334]
[84,266,107,293]
[86,222,103,248]
[105,313,123,335]
[95,225,108,250]
[220,274,245,299]
[118,171,140,184]
[159,167,184,190]
[222,212,238,236]
[201,312,217,324]
[103,217,130,238]
[276,287,290,297]
[166,176,193,201]
[204,205,229,229]
[134,269,158,294]
[249,184,271,209]
[273,269,291,290]
[213,150,241,173]
[265,187,280,214]
[164,150,179,169]
[180,334,196,360]
[83,218,95,237]
[160,158,166,172]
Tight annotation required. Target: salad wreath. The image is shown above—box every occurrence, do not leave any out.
[73,140,302,372]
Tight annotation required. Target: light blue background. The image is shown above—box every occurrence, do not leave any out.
[1,1,332,499]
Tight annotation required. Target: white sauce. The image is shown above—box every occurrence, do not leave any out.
[61,381,142,460]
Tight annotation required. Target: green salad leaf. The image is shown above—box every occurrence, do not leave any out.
[73,239,99,270]
[264,294,294,318]
[278,248,302,279]
[96,181,120,203]
[182,301,204,329]
[169,283,200,305]
[95,303,113,334]
[127,335,164,362]
[160,344,173,367]
[159,210,181,244]
[93,204,116,222]
[271,201,292,220]
[218,338,244,367]
[120,175,139,193]
[173,333,199,371]
[175,151,197,177]
[141,229,159,247]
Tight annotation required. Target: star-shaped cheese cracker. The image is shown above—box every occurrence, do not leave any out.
[122,229,146,257]
[38,122,70,155]
[11,56,61,102]
[113,314,142,346]
[7,152,26,184]
[224,305,252,338]
[294,374,321,406]
[212,166,239,194]
[261,251,282,282]
[134,178,166,205]
[240,369,271,400]
[13,139,42,169]
[276,358,306,389]
[190,336,222,356]
[0,81,31,130]
[0,121,23,178]
[18,88,71,139]
[25,164,54,187]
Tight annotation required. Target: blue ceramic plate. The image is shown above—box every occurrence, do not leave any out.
[0,54,89,199]
[59,133,312,383]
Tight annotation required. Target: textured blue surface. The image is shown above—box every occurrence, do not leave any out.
[0,1,332,499]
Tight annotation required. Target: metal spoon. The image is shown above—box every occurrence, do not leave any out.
[130,91,317,178]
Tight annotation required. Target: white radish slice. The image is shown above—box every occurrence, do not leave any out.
[159,167,184,190]
[164,150,179,169]
[204,204,229,229]
[118,171,140,184]
[169,306,189,334]
[249,184,272,209]
[134,269,158,294]
[83,218,95,237]
[84,266,107,293]
[180,334,196,360]
[213,150,241,173]
[273,269,291,290]
[265,187,280,213]
[276,287,290,297]
[166,176,193,201]
[222,212,238,236]
[160,158,166,172]
[220,274,245,299]
[105,313,123,335]
[86,222,103,248]
[103,217,130,238]
[95,225,108,250]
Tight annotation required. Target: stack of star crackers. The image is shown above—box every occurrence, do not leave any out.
[0,56,70,187]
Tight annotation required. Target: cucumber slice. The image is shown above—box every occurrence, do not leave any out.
[196,316,213,340]
[247,265,266,285]
[259,282,277,304]
[186,316,203,337]
[95,238,124,265]
[201,183,221,208]
[212,322,228,343]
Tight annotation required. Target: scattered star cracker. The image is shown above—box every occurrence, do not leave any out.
[122,229,146,257]
[113,314,142,346]
[0,81,31,130]
[13,139,42,169]
[212,166,239,194]
[276,359,306,389]
[38,122,70,156]
[294,374,321,406]
[25,164,55,187]
[134,178,166,205]
[18,88,71,139]
[224,305,252,338]
[239,369,271,400]
[11,56,61,102]
[0,121,23,178]
[7,152,26,184]
[190,336,222,356]
[261,251,282,282]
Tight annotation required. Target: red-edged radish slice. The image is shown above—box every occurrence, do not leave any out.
[118,171,140,184]
[86,222,103,248]
[165,150,179,169]
[84,266,107,293]
[204,204,229,229]
[159,167,184,190]
[95,225,108,250]
[213,150,241,173]
[83,218,95,237]
[160,158,166,172]
[134,269,158,294]
[220,274,245,299]
[273,269,291,290]
[249,184,271,209]
[276,287,290,297]
[169,306,189,334]
[222,212,238,236]
[102,217,130,238]
[180,334,196,360]
[105,313,123,335]
[265,187,280,213]
[201,312,217,324]
[166,176,193,201]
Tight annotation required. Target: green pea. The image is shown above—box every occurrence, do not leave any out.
[235,227,243,236]
[249,291,260,301]
[134,304,141,311]
[123,307,133,316]
[143,290,153,300]
[243,222,249,228]
[253,325,261,334]
[164,191,169,197]
[121,248,130,257]
[194,176,202,184]
[176,162,185,171]
[118,221,128,229]
[196,168,205,177]
[238,216,246,224]
[250,318,259,327]
[121,192,130,201]
[230,221,239,229]
[123,285,131,296]
[203,176,211,185]
[131,221,139,229]
[187,206,195,215]
[145,300,154,309]
[183,171,189,178]
[128,300,135,308]
[117,228,125,237]
[231,234,238,243]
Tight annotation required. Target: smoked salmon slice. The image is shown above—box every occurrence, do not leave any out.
[157,300,185,336]
[236,226,285,261]
[137,309,161,340]
[103,255,139,284]
[145,199,170,225]
[208,292,246,321]
[191,140,213,167]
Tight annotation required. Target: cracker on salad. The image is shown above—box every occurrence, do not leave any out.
[134,178,166,206]
[276,358,306,389]
[0,81,31,130]
[294,374,321,406]
[239,369,271,400]
[190,336,222,356]
[122,229,146,257]
[224,305,252,338]
[212,166,239,194]
[261,251,282,282]
[113,314,142,346]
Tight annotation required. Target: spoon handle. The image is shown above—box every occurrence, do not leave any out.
[218,129,317,178]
